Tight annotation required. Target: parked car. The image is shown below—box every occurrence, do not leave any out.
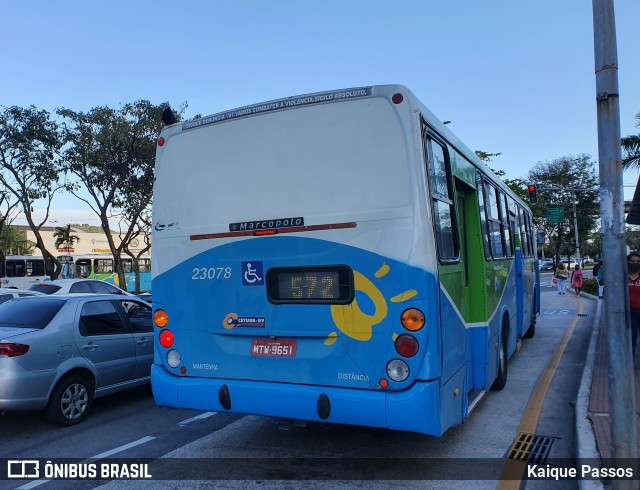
[0,287,46,304]
[0,294,153,425]
[136,291,152,303]
[28,279,133,296]
[539,259,555,271]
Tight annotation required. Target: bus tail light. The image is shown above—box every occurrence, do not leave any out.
[401,308,425,331]
[395,334,419,358]
[154,309,169,328]
[159,330,174,348]
[386,359,409,382]
[0,343,30,357]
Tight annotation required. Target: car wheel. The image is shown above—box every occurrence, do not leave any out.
[491,331,508,390]
[45,375,94,426]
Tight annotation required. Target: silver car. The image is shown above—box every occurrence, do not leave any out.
[0,294,153,426]
[28,279,134,296]
[0,287,46,304]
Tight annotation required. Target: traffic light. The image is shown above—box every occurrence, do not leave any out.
[527,184,538,204]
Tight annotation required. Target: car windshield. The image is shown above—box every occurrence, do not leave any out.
[28,283,62,294]
[0,298,65,329]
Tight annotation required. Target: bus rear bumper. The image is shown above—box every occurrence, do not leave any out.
[152,364,445,435]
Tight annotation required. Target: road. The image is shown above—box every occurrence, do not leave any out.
[1,282,597,489]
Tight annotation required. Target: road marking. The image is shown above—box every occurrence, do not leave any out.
[15,436,155,489]
[179,411,217,426]
[541,309,575,315]
[497,296,583,488]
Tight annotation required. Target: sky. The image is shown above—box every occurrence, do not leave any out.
[2,0,639,226]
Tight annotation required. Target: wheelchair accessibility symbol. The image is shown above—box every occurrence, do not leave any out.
[242,261,264,286]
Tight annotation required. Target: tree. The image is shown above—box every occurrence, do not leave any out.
[622,111,640,169]
[58,100,175,291]
[0,105,63,278]
[0,225,35,255]
[0,191,20,266]
[527,155,599,262]
[53,224,80,252]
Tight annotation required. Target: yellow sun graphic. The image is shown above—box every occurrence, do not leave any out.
[326,262,420,344]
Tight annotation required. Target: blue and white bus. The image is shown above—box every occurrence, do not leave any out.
[151,85,539,436]
[56,253,152,292]
[0,255,50,289]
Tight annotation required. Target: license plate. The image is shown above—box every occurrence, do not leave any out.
[250,339,297,357]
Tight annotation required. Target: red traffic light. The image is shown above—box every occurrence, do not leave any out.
[527,184,538,204]
[528,185,536,192]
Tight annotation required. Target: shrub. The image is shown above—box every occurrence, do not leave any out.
[581,277,599,295]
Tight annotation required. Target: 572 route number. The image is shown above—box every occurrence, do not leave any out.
[192,267,232,280]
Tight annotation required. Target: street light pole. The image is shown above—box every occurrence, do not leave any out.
[571,190,580,263]
[593,0,637,477]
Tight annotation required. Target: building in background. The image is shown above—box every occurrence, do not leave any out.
[13,225,151,256]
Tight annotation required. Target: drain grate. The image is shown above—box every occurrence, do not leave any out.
[578,313,588,317]
[506,432,556,463]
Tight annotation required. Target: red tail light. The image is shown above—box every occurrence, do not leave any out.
[0,343,30,357]
[395,335,419,358]
[159,330,174,348]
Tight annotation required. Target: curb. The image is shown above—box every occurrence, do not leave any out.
[575,295,604,490]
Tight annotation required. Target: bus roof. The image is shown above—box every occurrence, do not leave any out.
[161,84,529,211]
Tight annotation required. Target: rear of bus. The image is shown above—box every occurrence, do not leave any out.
[151,86,455,435]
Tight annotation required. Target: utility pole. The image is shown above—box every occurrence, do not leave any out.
[571,190,580,263]
[593,0,637,482]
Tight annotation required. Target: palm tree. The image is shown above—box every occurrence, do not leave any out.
[53,224,80,252]
[622,111,640,170]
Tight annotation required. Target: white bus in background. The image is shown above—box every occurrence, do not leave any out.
[0,255,50,289]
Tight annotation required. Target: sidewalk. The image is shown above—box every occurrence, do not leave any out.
[576,296,640,489]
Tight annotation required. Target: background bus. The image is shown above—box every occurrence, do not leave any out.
[0,255,50,289]
[57,253,151,292]
[151,85,539,436]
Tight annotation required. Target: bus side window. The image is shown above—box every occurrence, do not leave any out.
[425,136,458,261]
[95,259,114,274]
[76,259,92,278]
[26,259,46,277]
[476,172,491,261]
[139,259,151,273]
[6,260,25,277]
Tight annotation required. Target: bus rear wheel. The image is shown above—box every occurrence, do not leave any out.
[491,333,508,390]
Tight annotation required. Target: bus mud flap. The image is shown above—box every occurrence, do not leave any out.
[219,385,232,410]
[317,393,331,420]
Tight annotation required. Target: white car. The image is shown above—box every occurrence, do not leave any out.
[0,287,46,304]
[28,279,134,296]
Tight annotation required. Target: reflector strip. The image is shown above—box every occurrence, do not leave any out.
[190,222,357,241]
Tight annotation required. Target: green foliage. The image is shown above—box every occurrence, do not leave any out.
[57,100,181,290]
[581,277,599,296]
[527,154,599,259]
[622,112,640,170]
[53,224,80,250]
[0,226,35,255]
[0,105,64,277]
[475,150,503,163]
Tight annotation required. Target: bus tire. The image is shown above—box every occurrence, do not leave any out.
[524,321,536,339]
[45,374,94,426]
[491,331,508,390]
[524,293,536,339]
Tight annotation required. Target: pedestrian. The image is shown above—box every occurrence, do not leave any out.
[554,261,568,295]
[571,264,583,296]
[594,260,604,298]
[628,253,640,357]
